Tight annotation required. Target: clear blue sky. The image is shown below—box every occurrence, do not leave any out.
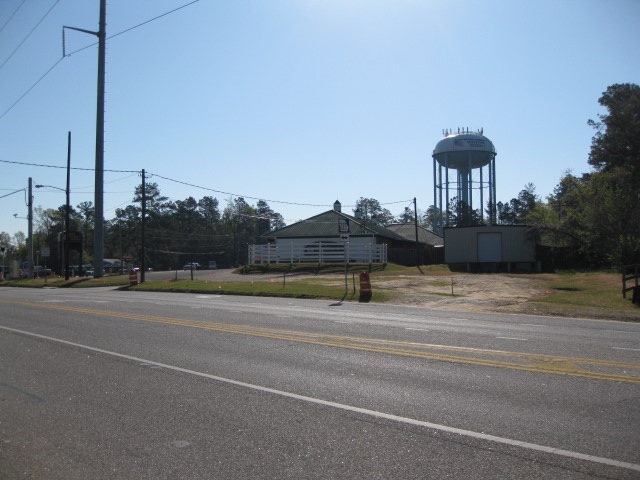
[1,0,639,239]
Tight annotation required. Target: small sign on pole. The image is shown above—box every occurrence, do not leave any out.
[338,219,350,233]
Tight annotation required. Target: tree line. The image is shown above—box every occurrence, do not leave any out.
[2,83,638,271]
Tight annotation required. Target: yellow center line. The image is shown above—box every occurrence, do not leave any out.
[3,299,640,384]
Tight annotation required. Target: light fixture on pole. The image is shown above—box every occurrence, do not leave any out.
[35,183,71,280]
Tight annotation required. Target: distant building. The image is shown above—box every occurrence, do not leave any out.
[444,225,539,272]
[249,201,441,266]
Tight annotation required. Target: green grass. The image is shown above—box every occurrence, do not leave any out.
[0,274,130,288]
[128,276,391,303]
[527,272,639,320]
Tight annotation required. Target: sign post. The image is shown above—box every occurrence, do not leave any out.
[341,234,349,295]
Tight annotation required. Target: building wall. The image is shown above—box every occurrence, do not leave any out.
[444,226,536,264]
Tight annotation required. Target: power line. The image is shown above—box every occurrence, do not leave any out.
[1,0,202,120]
[0,0,27,36]
[149,172,413,209]
[0,159,413,212]
[0,0,61,73]
[0,158,138,173]
[0,57,64,121]
[148,173,331,207]
[0,188,26,200]
[107,0,201,42]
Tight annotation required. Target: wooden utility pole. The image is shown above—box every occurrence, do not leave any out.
[141,169,146,283]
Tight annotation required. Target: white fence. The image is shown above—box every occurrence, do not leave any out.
[249,242,387,265]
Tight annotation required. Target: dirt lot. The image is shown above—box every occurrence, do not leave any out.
[374,273,552,314]
[371,272,640,321]
[187,269,639,321]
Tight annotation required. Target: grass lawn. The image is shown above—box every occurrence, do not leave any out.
[526,271,640,320]
[1,264,638,321]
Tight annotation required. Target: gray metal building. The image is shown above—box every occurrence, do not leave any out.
[444,225,539,272]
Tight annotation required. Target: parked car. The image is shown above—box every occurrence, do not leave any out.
[183,263,201,270]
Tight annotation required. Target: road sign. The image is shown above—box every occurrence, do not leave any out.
[338,219,350,233]
[41,247,50,257]
[340,234,349,242]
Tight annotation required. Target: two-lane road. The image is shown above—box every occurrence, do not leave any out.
[1,287,638,478]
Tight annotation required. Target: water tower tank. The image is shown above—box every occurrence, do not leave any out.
[432,128,497,234]
[433,132,496,169]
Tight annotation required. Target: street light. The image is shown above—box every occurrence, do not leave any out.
[35,183,70,280]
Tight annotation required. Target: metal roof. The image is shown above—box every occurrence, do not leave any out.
[386,223,444,246]
[266,210,407,241]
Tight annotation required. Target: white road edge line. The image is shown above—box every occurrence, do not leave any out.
[2,325,638,473]
[497,336,528,341]
[613,347,640,352]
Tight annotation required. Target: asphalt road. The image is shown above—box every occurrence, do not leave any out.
[0,287,639,479]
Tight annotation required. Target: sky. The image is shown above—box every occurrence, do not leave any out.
[1,0,639,240]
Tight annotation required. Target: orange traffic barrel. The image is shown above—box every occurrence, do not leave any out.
[359,271,372,300]
[129,269,138,286]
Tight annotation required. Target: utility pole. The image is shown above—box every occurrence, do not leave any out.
[28,178,33,278]
[65,0,106,277]
[140,169,146,283]
[65,132,71,280]
[414,197,422,271]
[94,0,106,277]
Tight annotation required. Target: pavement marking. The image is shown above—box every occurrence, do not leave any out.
[497,336,528,341]
[405,328,429,332]
[1,324,639,474]
[2,299,640,384]
[613,347,640,352]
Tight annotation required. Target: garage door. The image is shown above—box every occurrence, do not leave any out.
[477,232,502,262]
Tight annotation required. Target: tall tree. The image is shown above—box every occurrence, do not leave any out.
[498,184,539,225]
[255,200,286,236]
[77,201,95,260]
[133,182,169,218]
[423,205,444,233]
[222,197,257,266]
[396,206,414,223]
[198,196,221,227]
[588,83,640,180]
[353,198,394,226]
[585,83,640,265]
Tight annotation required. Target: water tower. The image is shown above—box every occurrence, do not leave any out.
[432,128,497,234]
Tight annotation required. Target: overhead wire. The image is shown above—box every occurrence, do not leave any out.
[149,172,413,209]
[0,158,138,173]
[1,157,413,215]
[1,0,202,120]
[0,188,26,200]
[0,0,60,72]
[0,0,27,36]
